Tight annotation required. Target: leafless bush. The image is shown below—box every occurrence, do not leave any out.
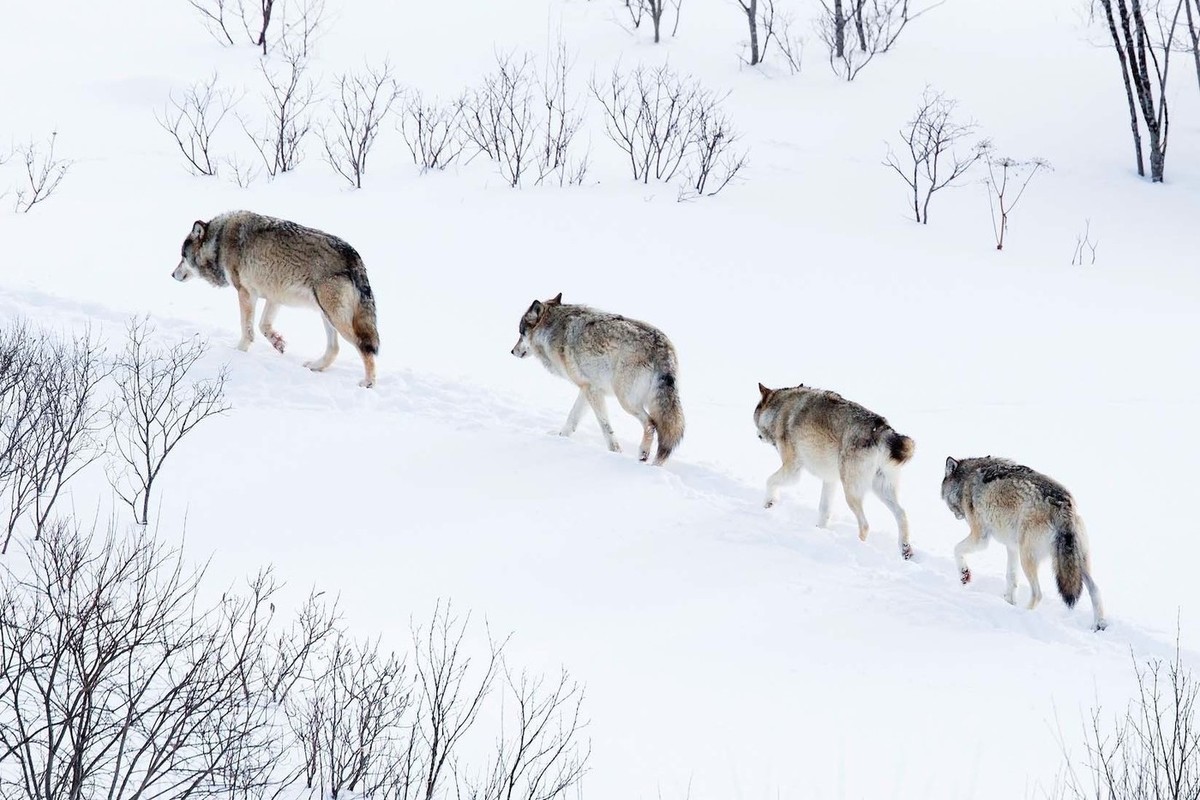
[0,522,302,800]
[399,92,467,171]
[224,153,263,187]
[818,0,932,80]
[12,132,72,213]
[1072,220,1100,266]
[276,0,327,59]
[242,48,318,178]
[592,65,746,197]
[106,318,230,527]
[320,61,402,188]
[1094,0,1180,182]
[1053,641,1200,800]
[777,14,805,74]
[535,43,589,186]
[0,323,107,554]
[461,53,538,188]
[982,150,1050,251]
[188,0,241,45]
[188,0,326,56]
[157,73,240,177]
[883,88,986,224]
[469,669,589,800]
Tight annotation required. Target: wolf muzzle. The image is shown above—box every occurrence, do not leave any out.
[511,339,529,358]
[171,261,194,282]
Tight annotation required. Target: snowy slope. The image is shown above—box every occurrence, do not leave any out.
[3,0,1200,797]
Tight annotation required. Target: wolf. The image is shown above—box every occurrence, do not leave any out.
[172,211,380,387]
[510,293,684,465]
[941,456,1107,630]
[754,384,915,559]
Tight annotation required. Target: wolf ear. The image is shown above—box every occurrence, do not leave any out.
[191,220,208,239]
[526,300,545,319]
[549,292,563,304]
[945,457,959,477]
[758,383,772,399]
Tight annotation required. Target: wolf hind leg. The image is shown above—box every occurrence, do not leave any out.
[817,481,836,528]
[615,392,654,462]
[259,299,285,353]
[305,313,339,372]
[583,386,621,453]
[872,469,912,560]
[1083,569,1107,631]
[840,462,872,542]
[1020,546,1043,610]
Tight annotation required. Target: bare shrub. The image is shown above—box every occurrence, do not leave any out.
[106,318,230,527]
[1072,220,1100,266]
[224,153,263,187]
[592,65,745,197]
[0,323,107,554]
[460,53,540,188]
[320,61,402,188]
[818,0,931,80]
[242,48,318,178]
[12,132,72,213]
[276,0,327,59]
[188,0,326,56]
[1094,0,1181,181]
[399,92,466,171]
[1053,641,1200,799]
[157,73,239,177]
[0,522,291,800]
[188,0,241,45]
[982,150,1050,251]
[883,88,986,224]
[535,43,589,186]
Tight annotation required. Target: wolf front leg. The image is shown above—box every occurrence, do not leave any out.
[1004,545,1020,605]
[560,388,589,437]
[236,288,257,351]
[764,442,800,509]
[953,520,988,585]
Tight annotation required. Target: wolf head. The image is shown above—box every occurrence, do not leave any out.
[511,292,562,358]
[173,219,227,287]
[941,457,966,519]
[754,383,777,445]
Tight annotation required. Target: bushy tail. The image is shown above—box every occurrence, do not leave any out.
[1053,517,1084,608]
[886,431,916,465]
[649,372,685,465]
[348,261,379,356]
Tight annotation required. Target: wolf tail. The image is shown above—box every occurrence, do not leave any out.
[348,257,380,356]
[648,366,685,466]
[885,430,916,465]
[1053,516,1085,608]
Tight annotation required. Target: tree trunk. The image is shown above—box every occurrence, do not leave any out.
[834,0,846,58]
[652,1,662,42]
[747,0,761,64]
[854,0,867,52]
[1099,0,1147,177]
[1185,0,1200,90]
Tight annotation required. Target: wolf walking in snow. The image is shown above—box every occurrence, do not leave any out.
[172,211,380,387]
[510,293,684,465]
[941,456,1107,630]
[754,384,915,559]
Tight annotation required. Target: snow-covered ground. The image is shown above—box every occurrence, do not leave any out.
[2,0,1199,797]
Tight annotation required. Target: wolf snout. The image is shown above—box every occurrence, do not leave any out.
[511,341,528,358]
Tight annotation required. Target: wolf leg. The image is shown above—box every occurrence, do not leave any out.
[236,288,257,351]
[764,443,800,509]
[1020,547,1042,610]
[259,300,285,353]
[304,313,339,372]
[872,471,912,559]
[841,464,872,542]
[817,481,836,527]
[615,393,654,462]
[1082,571,1107,631]
[560,389,588,437]
[1004,545,1019,605]
[954,520,987,584]
[583,387,621,452]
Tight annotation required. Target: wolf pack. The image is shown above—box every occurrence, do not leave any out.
[173,210,1108,632]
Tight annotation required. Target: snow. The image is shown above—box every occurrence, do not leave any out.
[2,0,1200,797]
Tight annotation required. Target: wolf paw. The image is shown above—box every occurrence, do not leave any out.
[358,377,375,388]
[304,360,329,372]
[236,338,252,352]
[607,443,622,453]
[764,499,775,509]
[901,543,913,560]
[639,450,650,462]
[1094,620,1108,632]
[267,332,286,353]
[960,568,972,585]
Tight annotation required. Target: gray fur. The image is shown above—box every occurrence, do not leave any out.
[941,456,1107,631]
[511,294,684,465]
[173,210,379,387]
[754,384,915,559]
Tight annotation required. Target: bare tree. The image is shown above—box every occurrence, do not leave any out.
[156,74,239,177]
[818,0,932,79]
[1053,640,1200,799]
[106,318,230,527]
[1184,0,1200,90]
[398,93,466,171]
[982,151,1050,251]
[777,15,806,74]
[188,0,240,45]
[12,132,72,213]
[883,88,987,224]
[460,53,538,188]
[276,0,327,59]
[1095,0,1182,181]
[244,0,278,55]
[471,669,589,800]
[0,323,107,554]
[732,0,779,66]
[1072,220,1100,266]
[320,62,402,189]
[680,103,747,200]
[242,48,318,178]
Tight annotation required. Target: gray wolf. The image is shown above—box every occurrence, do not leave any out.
[172,211,379,387]
[754,383,915,560]
[511,293,684,465]
[941,456,1107,630]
